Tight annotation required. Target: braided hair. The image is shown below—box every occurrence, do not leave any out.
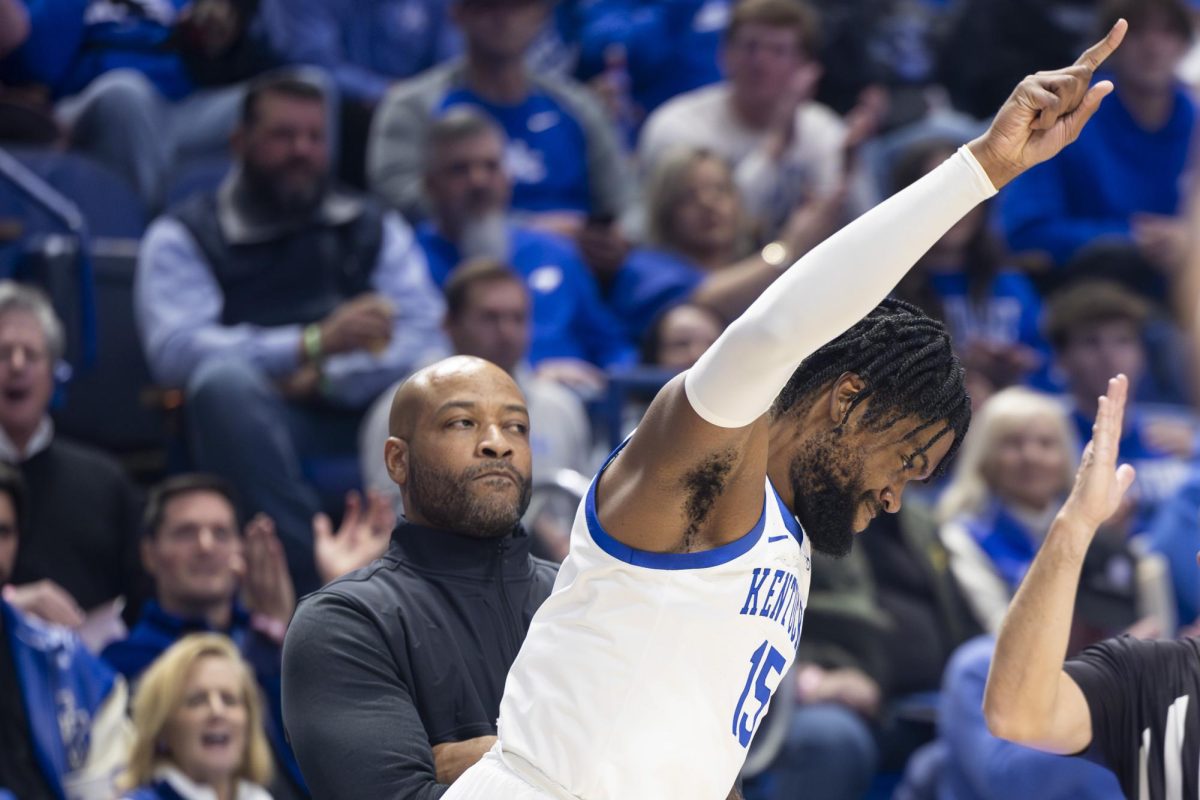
[772,298,971,476]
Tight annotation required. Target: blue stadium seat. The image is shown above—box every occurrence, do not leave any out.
[33,240,171,463]
[0,147,146,239]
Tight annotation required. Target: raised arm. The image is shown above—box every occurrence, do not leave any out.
[597,22,1129,554]
[984,375,1137,754]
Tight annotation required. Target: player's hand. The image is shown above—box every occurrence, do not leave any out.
[319,294,394,356]
[1061,374,1137,532]
[968,19,1127,189]
[432,735,497,784]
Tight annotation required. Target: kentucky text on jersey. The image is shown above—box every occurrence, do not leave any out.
[739,566,804,648]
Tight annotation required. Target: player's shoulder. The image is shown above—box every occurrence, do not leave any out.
[1071,633,1199,677]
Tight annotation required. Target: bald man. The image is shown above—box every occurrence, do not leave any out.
[281,356,559,800]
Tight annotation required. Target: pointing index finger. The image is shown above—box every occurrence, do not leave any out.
[1075,19,1128,72]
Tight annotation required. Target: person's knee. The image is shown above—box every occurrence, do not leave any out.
[785,703,879,776]
[75,69,160,121]
[186,358,273,410]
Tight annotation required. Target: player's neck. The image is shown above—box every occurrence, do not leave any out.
[765,412,819,509]
[465,56,530,105]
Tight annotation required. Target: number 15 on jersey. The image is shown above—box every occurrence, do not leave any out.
[732,639,787,748]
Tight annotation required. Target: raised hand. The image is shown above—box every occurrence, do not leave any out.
[313,490,395,586]
[969,19,1127,189]
[1062,374,1137,531]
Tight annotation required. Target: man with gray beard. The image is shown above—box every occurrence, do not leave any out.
[281,356,558,800]
[416,107,633,393]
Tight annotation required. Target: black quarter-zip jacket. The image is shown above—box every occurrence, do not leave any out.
[282,522,558,800]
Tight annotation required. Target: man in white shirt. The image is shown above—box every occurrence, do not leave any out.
[638,0,845,236]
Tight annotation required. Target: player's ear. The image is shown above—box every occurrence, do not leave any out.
[829,372,867,427]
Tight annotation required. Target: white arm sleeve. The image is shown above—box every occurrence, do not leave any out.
[684,145,997,428]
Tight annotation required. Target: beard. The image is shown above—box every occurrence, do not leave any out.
[787,428,875,558]
[407,458,532,539]
[458,210,511,260]
[241,158,329,217]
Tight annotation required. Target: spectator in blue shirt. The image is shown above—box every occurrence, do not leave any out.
[416,107,633,391]
[888,138,1053,403]
[102,473,393,799]
[0,461,133,799]
[1043,281,1191,536]
[998,0,1196,275]
[103,474,305,798]
[898,636,1123,800]
[368,0,633,235]
[135,74,447,592]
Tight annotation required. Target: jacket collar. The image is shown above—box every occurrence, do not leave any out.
[139,600,250,637]
[386,520,536,580]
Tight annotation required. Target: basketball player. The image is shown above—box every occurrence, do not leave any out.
[440,21,1130,800]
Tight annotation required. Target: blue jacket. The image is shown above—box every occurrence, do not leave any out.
[418,222,635,368]
[936,636,1123,799]
[3,598,123,800]
[102,600,305,794]
[999,85,1195,267]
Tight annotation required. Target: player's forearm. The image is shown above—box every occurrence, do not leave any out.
[684,147,995,428]
[984,513,1093,741]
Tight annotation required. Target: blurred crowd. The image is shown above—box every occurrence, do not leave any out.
[2,0,1200,798]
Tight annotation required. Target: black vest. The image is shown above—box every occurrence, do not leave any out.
[171,192,384,328]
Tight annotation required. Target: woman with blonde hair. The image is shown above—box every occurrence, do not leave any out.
[120,633,273,800]
[605,144,842,339]
[937,387,1079,633]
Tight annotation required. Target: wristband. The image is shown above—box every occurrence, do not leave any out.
[303,324,323,362]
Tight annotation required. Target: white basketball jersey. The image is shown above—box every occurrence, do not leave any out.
[497,451,812,800]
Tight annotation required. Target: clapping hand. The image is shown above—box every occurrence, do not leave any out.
[313,490,395,586]
[237,514,296,628]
